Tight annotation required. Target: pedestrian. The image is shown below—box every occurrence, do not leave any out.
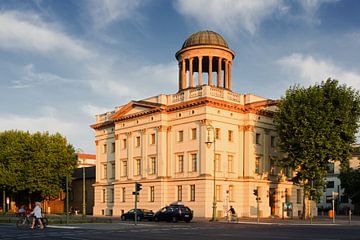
[30,202,44,229]
[228,206,236,221]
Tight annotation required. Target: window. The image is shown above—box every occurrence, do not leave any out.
[228,155,233,172]
[177,130,184,142]
[150,133,156,145]
[327,163,335,174]
[327,181,335,188]
[150,157,156,174]
[102,164,107,179]
[135,136,141,147]
[178,155,184,173]
[191,153,197,172]
[228,130,233,142]
[228,185,234,201]
[215,128,221,140]
[122,187,126,202]
[270,158,275,175]
[150,186,155,202]
[256,133,261,144]
[255,157,260,174]
[102,144,107,154]
[110,162,115,179]
[270,136,276,147]
[177,185,182,201]
[296,189,302,204]
[102,189,106,203]
[190,185,195,201]
[111,142,115,153]
[215,154,221,172]
[216,185,221,201]
[135,159,141,175]
[191,128,197,140]
[122,139,127,149]
[121,160,128,177]
[109,189,114,203]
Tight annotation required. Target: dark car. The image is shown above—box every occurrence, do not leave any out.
[153,203,193,223]
[121,209,154,221]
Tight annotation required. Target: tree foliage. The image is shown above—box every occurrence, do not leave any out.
[274,79,360,202]
[0,130,77,202]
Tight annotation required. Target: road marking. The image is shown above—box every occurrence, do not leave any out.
[46,225,80,229]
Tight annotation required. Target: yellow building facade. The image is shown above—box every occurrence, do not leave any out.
[91,31,303,218]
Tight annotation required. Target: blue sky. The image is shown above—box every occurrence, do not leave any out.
[0,0,359,153]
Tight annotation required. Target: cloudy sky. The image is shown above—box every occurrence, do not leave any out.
[0,0,359,153]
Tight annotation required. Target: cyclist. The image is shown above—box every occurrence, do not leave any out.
[17,205,26,217]
[30,202,44,229]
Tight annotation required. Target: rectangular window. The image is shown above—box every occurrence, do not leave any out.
[102,164,107,179]
[150,186,155,202]
[102,144,107,154]
[327,181,335,188]
[177,185,182,202]
[256,133,261,144]
[110,162,115,179]
[228,130,233,142]
[135,136,141,147]
[102,189,106,203]
[109,189,114,203]
[296,189,302,204]
[150,133,156,145]
[121,160,128,177]
[270,158,275,175]
[255,157,260,174]
[122,139,127,149]
[228,185,234,201]
[191,153,197,172]
[228,155,233,172]
[270,136,276,147]
[122,187,126,202]
[177,130,184,142]
[215,128,221,140]
[135,159,141,175]
[150,157,156,174]
[191,128,197,140]
[215,154,221,172]
[190,185,195,201]
[111,142,115,153]
[216,185,221,201]
[178,155,184,173]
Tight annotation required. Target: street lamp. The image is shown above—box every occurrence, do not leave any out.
[205,124,217,221]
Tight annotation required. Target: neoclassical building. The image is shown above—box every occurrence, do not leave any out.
[91,31,304,218]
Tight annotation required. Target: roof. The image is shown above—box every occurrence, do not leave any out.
[181,30,229,49]
[77,153,96,159]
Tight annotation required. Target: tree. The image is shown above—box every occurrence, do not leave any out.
[0,130,77,204]
[339,168,360,214]
[274,79,360,217]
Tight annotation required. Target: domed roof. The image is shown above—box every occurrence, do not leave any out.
[181,30,229,49]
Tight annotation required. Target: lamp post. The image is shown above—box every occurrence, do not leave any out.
[205,124,217,221]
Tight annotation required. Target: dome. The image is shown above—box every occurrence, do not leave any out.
[181,30,229,49]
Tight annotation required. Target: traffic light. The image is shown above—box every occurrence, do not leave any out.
[253,189,258,196]
[135,182,142,192]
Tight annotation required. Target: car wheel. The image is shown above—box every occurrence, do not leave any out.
[172,216,178,222]
[184,219,190,223]
[121,216,126,221]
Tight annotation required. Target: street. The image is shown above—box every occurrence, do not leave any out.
[1,221,360,240]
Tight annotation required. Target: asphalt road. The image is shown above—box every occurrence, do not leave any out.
[1,221,360,240]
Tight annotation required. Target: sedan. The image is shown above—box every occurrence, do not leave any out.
[121,209,154,221]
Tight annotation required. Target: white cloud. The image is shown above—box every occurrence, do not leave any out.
[0,11,93,59]
[81,104,112,117]
[87,0,143,29]
[298,0,339,24]
[277,53,360,89]
[174,0,286,35]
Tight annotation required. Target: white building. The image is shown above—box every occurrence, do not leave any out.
[91,31,304,218]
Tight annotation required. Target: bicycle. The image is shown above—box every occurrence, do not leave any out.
[16,215,48,230]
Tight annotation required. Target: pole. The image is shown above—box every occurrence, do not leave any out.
[66,175,69,225]
[134,192,138,226]
[82,167,86,219]
[256,187,260,224]
[332,192,335,224]
[212,137,217,221]
[310,181,313,224]
[2,189,5,214]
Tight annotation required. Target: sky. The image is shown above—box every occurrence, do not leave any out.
[0,0,359,153]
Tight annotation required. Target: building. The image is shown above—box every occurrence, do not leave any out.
[91,31,304,218]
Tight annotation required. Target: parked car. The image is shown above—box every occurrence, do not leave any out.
[153,203,193,223]
[121,209,154,221]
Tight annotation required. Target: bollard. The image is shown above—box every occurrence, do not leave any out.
[349,210,352,224]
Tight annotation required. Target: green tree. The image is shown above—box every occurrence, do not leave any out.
[0,130,77,204]
[274,79,360,217]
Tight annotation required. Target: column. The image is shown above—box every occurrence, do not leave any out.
[198,56,203,86]
[228,61,232,90]
[208,56,213,86]
[182,60,186,89]
[178,62,183,90]
[217,57,222,87]
[189,57,194,88]
[224,60,229,89]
